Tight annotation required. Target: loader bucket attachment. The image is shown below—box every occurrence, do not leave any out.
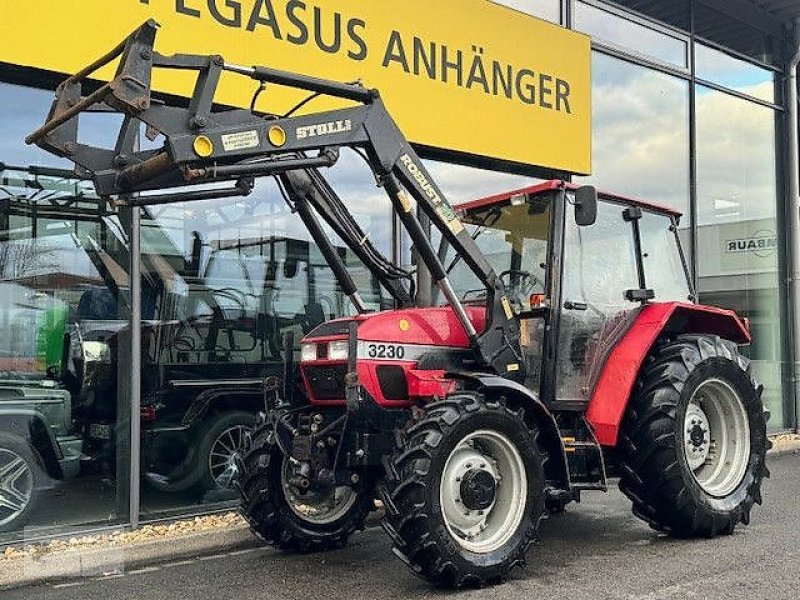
[26,20,159,172]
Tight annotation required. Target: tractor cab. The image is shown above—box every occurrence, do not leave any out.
[449,181,693,407]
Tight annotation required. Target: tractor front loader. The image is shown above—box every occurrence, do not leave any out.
[28,20,769,588]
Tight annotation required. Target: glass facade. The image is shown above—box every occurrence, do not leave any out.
[0,0,794,543]
[135,152,391,519]
[0,84,131,539]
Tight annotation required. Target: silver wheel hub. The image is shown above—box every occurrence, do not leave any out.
[684,404,711,470]
[209,425,251,489]
[440,430,527,554]
[281,459,357,525]
[683,379,751,497]
[0,448,33,527]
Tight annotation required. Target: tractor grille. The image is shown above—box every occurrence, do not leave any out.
[304,364,348,400]
[376,365,409,401]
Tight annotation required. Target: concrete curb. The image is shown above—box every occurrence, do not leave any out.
[0,524,258,591]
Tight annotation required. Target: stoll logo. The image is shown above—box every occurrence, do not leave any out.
[295,120,353,140]
[724,230,777,259]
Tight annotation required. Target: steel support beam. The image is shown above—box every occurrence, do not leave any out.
[786,19,800,432]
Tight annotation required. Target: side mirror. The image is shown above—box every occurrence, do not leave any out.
[574,186,598,227]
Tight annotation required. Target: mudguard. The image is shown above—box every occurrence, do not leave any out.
[452,373,570,488]
[586,302,750,447]
[0,409,62,479]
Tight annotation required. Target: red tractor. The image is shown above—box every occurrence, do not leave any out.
[29,21,769,588]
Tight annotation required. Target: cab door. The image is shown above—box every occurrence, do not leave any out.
[552,198,641,410]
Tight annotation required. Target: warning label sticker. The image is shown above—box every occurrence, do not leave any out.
[221,130,260,152]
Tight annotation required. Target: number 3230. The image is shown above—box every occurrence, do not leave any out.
[366,343,406,359]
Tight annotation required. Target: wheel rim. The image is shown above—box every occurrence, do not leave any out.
[0,448,34,528]
[208,425,252,489]
[280,459,358,524]
[683,378,751,497]
[439,429,527,554]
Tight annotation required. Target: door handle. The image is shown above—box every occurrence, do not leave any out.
[563,300,588,311]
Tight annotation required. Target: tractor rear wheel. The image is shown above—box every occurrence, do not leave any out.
[381,392,546,587]
[618,334,769,537]
[238,421,374,552]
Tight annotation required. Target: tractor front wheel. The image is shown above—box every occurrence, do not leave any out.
[238,422,374,552]
[381,392,546,587]
[618,334,769,537]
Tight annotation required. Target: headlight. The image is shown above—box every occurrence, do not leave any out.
[300,343,318,362]
[83,341,110,363]
[327,340,349,361]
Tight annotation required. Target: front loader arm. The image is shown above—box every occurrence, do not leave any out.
[26,19,524,379]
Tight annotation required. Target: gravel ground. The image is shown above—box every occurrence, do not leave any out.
[1,513,245,562]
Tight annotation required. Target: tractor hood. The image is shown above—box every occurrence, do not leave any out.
[303,305,487,348]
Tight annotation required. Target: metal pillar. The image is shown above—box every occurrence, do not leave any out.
[787,19,800,432]
[129,206,141,526]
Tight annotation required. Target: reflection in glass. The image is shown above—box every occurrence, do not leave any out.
[138,149,392,517]
[576,52,690,217]
[609,0,689,31]
[573,1,687,68]
[0,161,130,540]
[693,3,781,67]
[695,44,775,104]
[491,0,560,23]
[695,87,782,428]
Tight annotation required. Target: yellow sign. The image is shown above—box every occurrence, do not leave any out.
[0,1,591,174]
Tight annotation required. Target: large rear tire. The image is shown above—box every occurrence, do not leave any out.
[618,334,769,537]
[381,392,546,587]
[238,420,374,552]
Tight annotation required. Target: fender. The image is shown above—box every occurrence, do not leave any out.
[452,373,571,488]
[586,302,750,447]
[173,383,264,427]
[0,409,63,479]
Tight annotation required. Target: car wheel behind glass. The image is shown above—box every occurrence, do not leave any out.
[196,411,255,493]
[0,432,42,533]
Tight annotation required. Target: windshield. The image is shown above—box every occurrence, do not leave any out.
[444,197,551,310]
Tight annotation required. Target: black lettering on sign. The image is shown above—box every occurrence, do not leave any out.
[414,37,436,78]
[246,0,282,38]
[441,45,463,86]
[314,6,341,53]
[383,30,409,72]
[539,73,553,109]
[137,1,580,117]
[493,62,513,99]
[177,0,201,18]
[466,46,489,94]
[556,78,571,114]
[285,0,309,44]
[516,69,535,105]
[347,18,368,61]
[208,0,242,28]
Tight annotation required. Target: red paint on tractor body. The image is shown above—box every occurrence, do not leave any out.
[585,302,750,447]
[457,180,683,219]
[355,305,486,346]
[300,306,485,407]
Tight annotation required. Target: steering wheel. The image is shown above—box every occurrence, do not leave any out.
[211,288,249,319]
[498,269,540,305]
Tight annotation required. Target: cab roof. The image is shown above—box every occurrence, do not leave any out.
[455,180,683,219]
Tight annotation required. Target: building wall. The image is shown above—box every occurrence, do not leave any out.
[0,0,792,543]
